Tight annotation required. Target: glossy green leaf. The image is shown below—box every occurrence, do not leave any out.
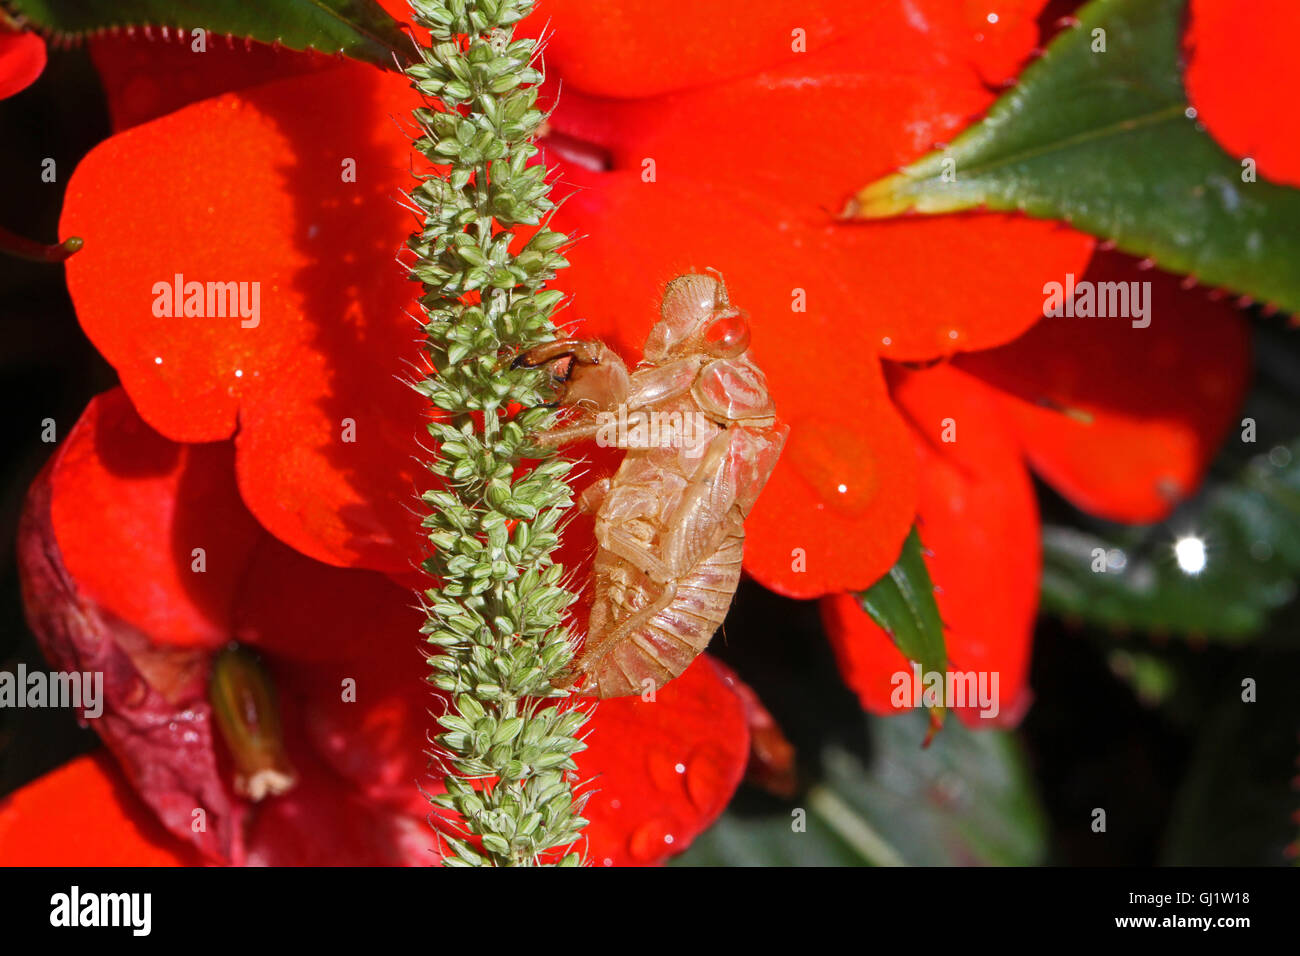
[848,0,1300,315]
[673,711,1047,867]
[7,0,413,70]
[856,525,948,727]
[1041,439,1300,641]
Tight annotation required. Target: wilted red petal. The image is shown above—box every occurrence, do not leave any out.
[579,656,749,866]
[19,465,247,861]
[0,29,44,100]
[956,252,1251,523]
[89,33,333,129]
[48,388,261,650]
[61,66,428,574]
[0,754,200,865]
[1185,0,1300,187]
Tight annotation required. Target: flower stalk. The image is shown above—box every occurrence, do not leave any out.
[404,0,589,866]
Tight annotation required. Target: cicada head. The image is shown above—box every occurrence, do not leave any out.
[644,271,750,363]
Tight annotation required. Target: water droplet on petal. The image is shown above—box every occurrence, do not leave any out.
[685,746,733,813]
[788,421,878,517]
[647,749,689,796]
[628,818,676,862]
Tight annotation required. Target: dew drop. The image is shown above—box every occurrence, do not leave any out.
[628,818,676,862]
[788,421,878,516]
[647,749,689,796]
[685,746,731,812]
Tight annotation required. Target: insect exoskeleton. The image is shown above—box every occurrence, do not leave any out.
[513,271,788,698]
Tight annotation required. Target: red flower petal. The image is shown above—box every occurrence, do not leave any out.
[243,742,434,866]
[0,29,45,100]
[234,533,420,662]
[956,253,1251,523]
[544,36,1093,359]
[289,640,435,821]
[1185,0,1300,187]
[48,388,261,650]
[820,590,911,718]
[822,363,1040,727]
[89,34,332,130]
[893,363,1039,723]
[61,66,429,574]
[0,754,199,865]
[579,656,749,865]
[520,0,1046,98]
[520,0,858,98]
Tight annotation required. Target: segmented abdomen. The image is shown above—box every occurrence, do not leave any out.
[579,526,744,698]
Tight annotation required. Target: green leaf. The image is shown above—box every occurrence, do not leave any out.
[847,0,1300,315]
[1040,439,1300,641]
[856,526,948,728]
[6,0,413,70]
[672,711,1047,866]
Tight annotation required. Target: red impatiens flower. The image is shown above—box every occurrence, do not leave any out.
[0,389,753,865]
[1184,0,1300,188]
[59,0,1248,724]
[0,26,44,100]
[0,0,1254,865]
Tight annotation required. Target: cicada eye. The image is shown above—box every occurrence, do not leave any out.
[703,313,750,358]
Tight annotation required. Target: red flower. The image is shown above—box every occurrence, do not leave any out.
[1184,0,1300,188]
[0,389,753,865]
[1,0,1254,864]
[0,27,44,100]
[61,0,1248,723]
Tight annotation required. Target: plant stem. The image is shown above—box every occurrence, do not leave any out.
[405,0,588,867]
